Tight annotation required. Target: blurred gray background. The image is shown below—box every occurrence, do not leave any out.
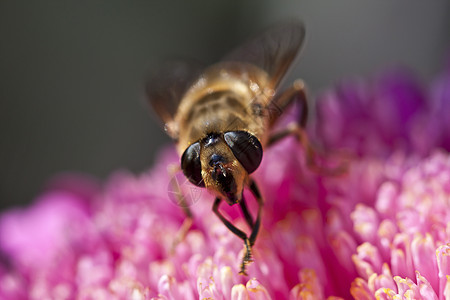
[1,1,449,210]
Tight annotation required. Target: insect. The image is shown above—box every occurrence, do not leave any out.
[147,21,309,275]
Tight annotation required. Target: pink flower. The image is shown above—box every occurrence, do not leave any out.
[315,67,450,157]
[1,60,449,299]
[348,151,450,299]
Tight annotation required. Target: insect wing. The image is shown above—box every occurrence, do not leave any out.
[146,61,203,137]
[223,21,306,91]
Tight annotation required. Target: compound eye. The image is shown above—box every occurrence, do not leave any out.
[181,142,205,187]
[224,131,263,174]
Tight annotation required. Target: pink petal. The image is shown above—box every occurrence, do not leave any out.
[415,271,439,300]
[377,220,397,259]
[367,264,396,293]
[0,190,93,271]
[394,276,420,299]
[352,243,383,279]
[298,269,325,299]
[410,234,438,291]
[375,182,399,217]
[373,288,397,300]
[232,284,249,300]
[391,234,415,279]
[351,204,379,244]
[158,275,194,300]
[350,277,375,300]
[246,278,271,300]
[436,244,450,299]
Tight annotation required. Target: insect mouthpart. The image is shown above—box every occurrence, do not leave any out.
[209,155,239,204]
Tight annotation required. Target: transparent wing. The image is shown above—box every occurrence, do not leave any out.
[146,61,203,130]
[222,20,306,90]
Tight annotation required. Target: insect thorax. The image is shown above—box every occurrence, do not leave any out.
[175,63,271,153]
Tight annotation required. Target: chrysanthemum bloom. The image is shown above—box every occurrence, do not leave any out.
[314,64,450,299]
[0,62,449,299]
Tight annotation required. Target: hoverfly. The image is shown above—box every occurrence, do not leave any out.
[147,21,308,275]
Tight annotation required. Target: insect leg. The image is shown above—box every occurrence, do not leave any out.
[168,164,194,253]
[268,81,348,176]
[269,122,348,175]
[213,197,253,275]
[266,79,312,164]
[268,79,308,128]
[240,180,263,275]
[267,123,323,171]
[213,197,248,240]
[239,198,254,229]
[248,179,263,247]
[168,164,194,217]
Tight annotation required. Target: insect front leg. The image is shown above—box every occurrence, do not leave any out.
[212,197,251,275]
[239,198,254,229]
[167,164,194,253]
[248,179,263,248]
[243,180,263,274]
[212,179,263,275]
